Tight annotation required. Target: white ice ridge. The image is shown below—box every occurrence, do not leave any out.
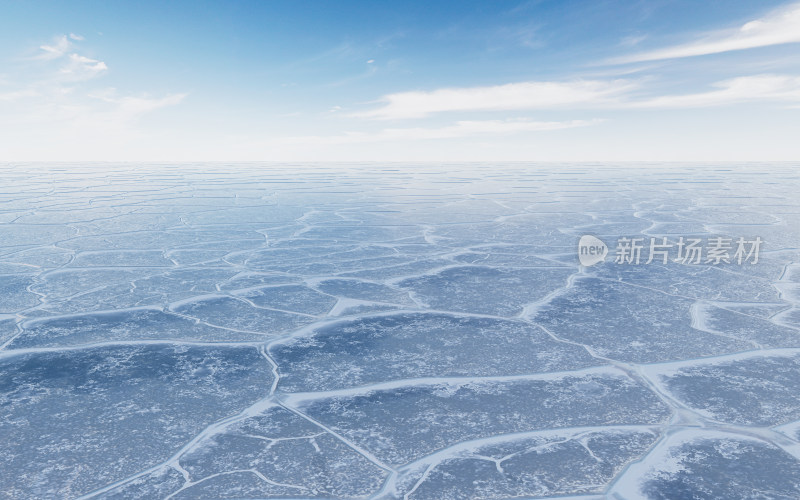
[281,365,627,404]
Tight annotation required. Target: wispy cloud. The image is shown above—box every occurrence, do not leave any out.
[634,74,800,108]
[88,89,187,120]
[285,118,599,144]
[611,2,800,63]
[60,54,108,81]
[354,80,637,119]
[37,35,72,60]
[619,34,647,47]
[31,34,108,81]
[354,70,800,120]
[372,118,599,140]
[2,35,185,137]
[0,89,39,101]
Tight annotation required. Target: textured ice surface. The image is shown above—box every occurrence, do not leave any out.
[8,308,264,348]
[387,427,660,499]
[531,277,754,362]
[0,344,273,498]
[397,265,574,316]
[235,284,339,315]
[610,430,800,499]
[1,163,800,498]
[170,295,314,335]
[173,403,388,498]
[271,313,601,392]
[286,368,671,465]
[645,351,800,426]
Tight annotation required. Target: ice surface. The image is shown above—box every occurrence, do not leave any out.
[99,467,186,500]
[313,279,414,305]
[235,284,339,315]
[0,317,18,345]
[0,275,40,312]
[1,162,799,498]
[644,350,800,426]
[0,344,273,497]
[610,430,800,499]
[169,295,314,336]
[271,312,602,392]
[531,277,753,362]
[174,403,388,498]
[691,301,800,348]
[386,427,659,499]
[397,265,574,316]
[7,307,264,348]
[285,368,671,465]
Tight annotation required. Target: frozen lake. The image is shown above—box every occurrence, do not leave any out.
[1,163,800,499]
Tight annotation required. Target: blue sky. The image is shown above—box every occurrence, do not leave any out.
[1,0,799,161]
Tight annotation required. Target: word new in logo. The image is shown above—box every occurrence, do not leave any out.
[578,235,608,267]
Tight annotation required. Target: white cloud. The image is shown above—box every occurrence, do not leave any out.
[0,89,39,101]
[375,118,598,140]
[32,34,108,81]
[612,2,800,63]
[88,90,187,120]
[354,79,637,119]
[635,74,800,108]
[354,72,800,119]
[1,35,186,160]
[285,118,599,144]
[37,35,72,60]
[60,53,108,81]
[620,34,647,47]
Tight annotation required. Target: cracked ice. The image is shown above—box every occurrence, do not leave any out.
[1,162,800,499]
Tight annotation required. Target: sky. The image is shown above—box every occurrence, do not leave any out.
[1,0,799,161]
